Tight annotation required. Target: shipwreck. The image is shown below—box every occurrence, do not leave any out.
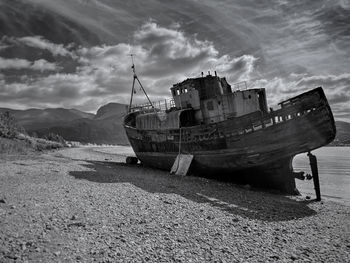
[123,60,336,196]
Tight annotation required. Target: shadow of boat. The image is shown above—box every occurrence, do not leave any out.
[69,160,317,222]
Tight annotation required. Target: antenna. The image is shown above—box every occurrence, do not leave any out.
[128,54,154,112]
[130,54,135,74]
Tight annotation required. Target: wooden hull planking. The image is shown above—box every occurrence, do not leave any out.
[123,87,336,193]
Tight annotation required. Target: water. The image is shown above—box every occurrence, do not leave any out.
[293,147,350,205]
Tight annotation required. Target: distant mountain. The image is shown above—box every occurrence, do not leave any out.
[35,103,129,145]
[0,104,129,145]
[95,103,127,120]
[0,107,94,130]
[332,121,350,146]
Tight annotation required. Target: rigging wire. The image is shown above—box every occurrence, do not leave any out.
[127,54,154,112]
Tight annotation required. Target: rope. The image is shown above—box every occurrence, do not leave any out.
[173,127,182,174]
[173,90,183,174]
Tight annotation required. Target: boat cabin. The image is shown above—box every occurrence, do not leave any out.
[127,73,269,130]
[170,73,268,124]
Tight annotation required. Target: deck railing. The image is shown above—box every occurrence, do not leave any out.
[129,98,175,113]
[232,81,248,91]
[186,89,328,140]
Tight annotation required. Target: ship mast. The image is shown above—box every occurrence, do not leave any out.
[128,54,154,113]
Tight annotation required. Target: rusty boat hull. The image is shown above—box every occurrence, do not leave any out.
[123,87,336,194]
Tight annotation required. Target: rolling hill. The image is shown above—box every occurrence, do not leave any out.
[0,103,129,145]
[0,107,94,129]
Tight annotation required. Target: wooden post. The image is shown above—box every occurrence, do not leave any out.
[308,152,321,201]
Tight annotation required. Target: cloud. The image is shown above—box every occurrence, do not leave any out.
[296,74,350,119]
[215,0,350,78]
[0,44,10,50]
[296,73,350,88]
[0,17,349,122]
[72,21,259,103]
[16,0,349,79]
[0,57,57,71]
[134,22,217,59]
[0,57,31,69]
[16,36,75,57]
[31,59,58,71]
[0,35,75,58]
[129,22,258,83]
[0,22,259,111]
[251,72,350,120]
[0,73,91,109]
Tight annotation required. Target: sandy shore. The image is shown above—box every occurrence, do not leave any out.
[0,147,349,262]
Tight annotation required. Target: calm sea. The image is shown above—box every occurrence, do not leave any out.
[293,147,350,205]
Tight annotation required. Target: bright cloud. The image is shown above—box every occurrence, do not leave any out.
[0,19,349,121]
[17,36,74,57]
[251,73,350,121]
[0,57,31,69]
[0,22,259,110]
[0,57,57,71]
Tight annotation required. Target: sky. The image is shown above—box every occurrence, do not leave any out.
[0,0,349,121]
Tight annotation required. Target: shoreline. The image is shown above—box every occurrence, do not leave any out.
[0,147,349,262]
[83,145,350,206]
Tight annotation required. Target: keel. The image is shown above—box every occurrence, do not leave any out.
[252,157,297,194]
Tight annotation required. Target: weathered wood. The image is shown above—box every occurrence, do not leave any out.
[170,154,194,176]
[124,87,336,194]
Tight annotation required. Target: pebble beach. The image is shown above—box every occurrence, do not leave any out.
[0,147,349,262]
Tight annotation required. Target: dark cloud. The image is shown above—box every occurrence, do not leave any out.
[0,0,349,121]
[328,93,350,104]
[0,21,259,111]
[314,4,350,43]
[0,0,101,46]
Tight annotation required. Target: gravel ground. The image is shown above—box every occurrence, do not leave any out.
[0,147,349,262]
